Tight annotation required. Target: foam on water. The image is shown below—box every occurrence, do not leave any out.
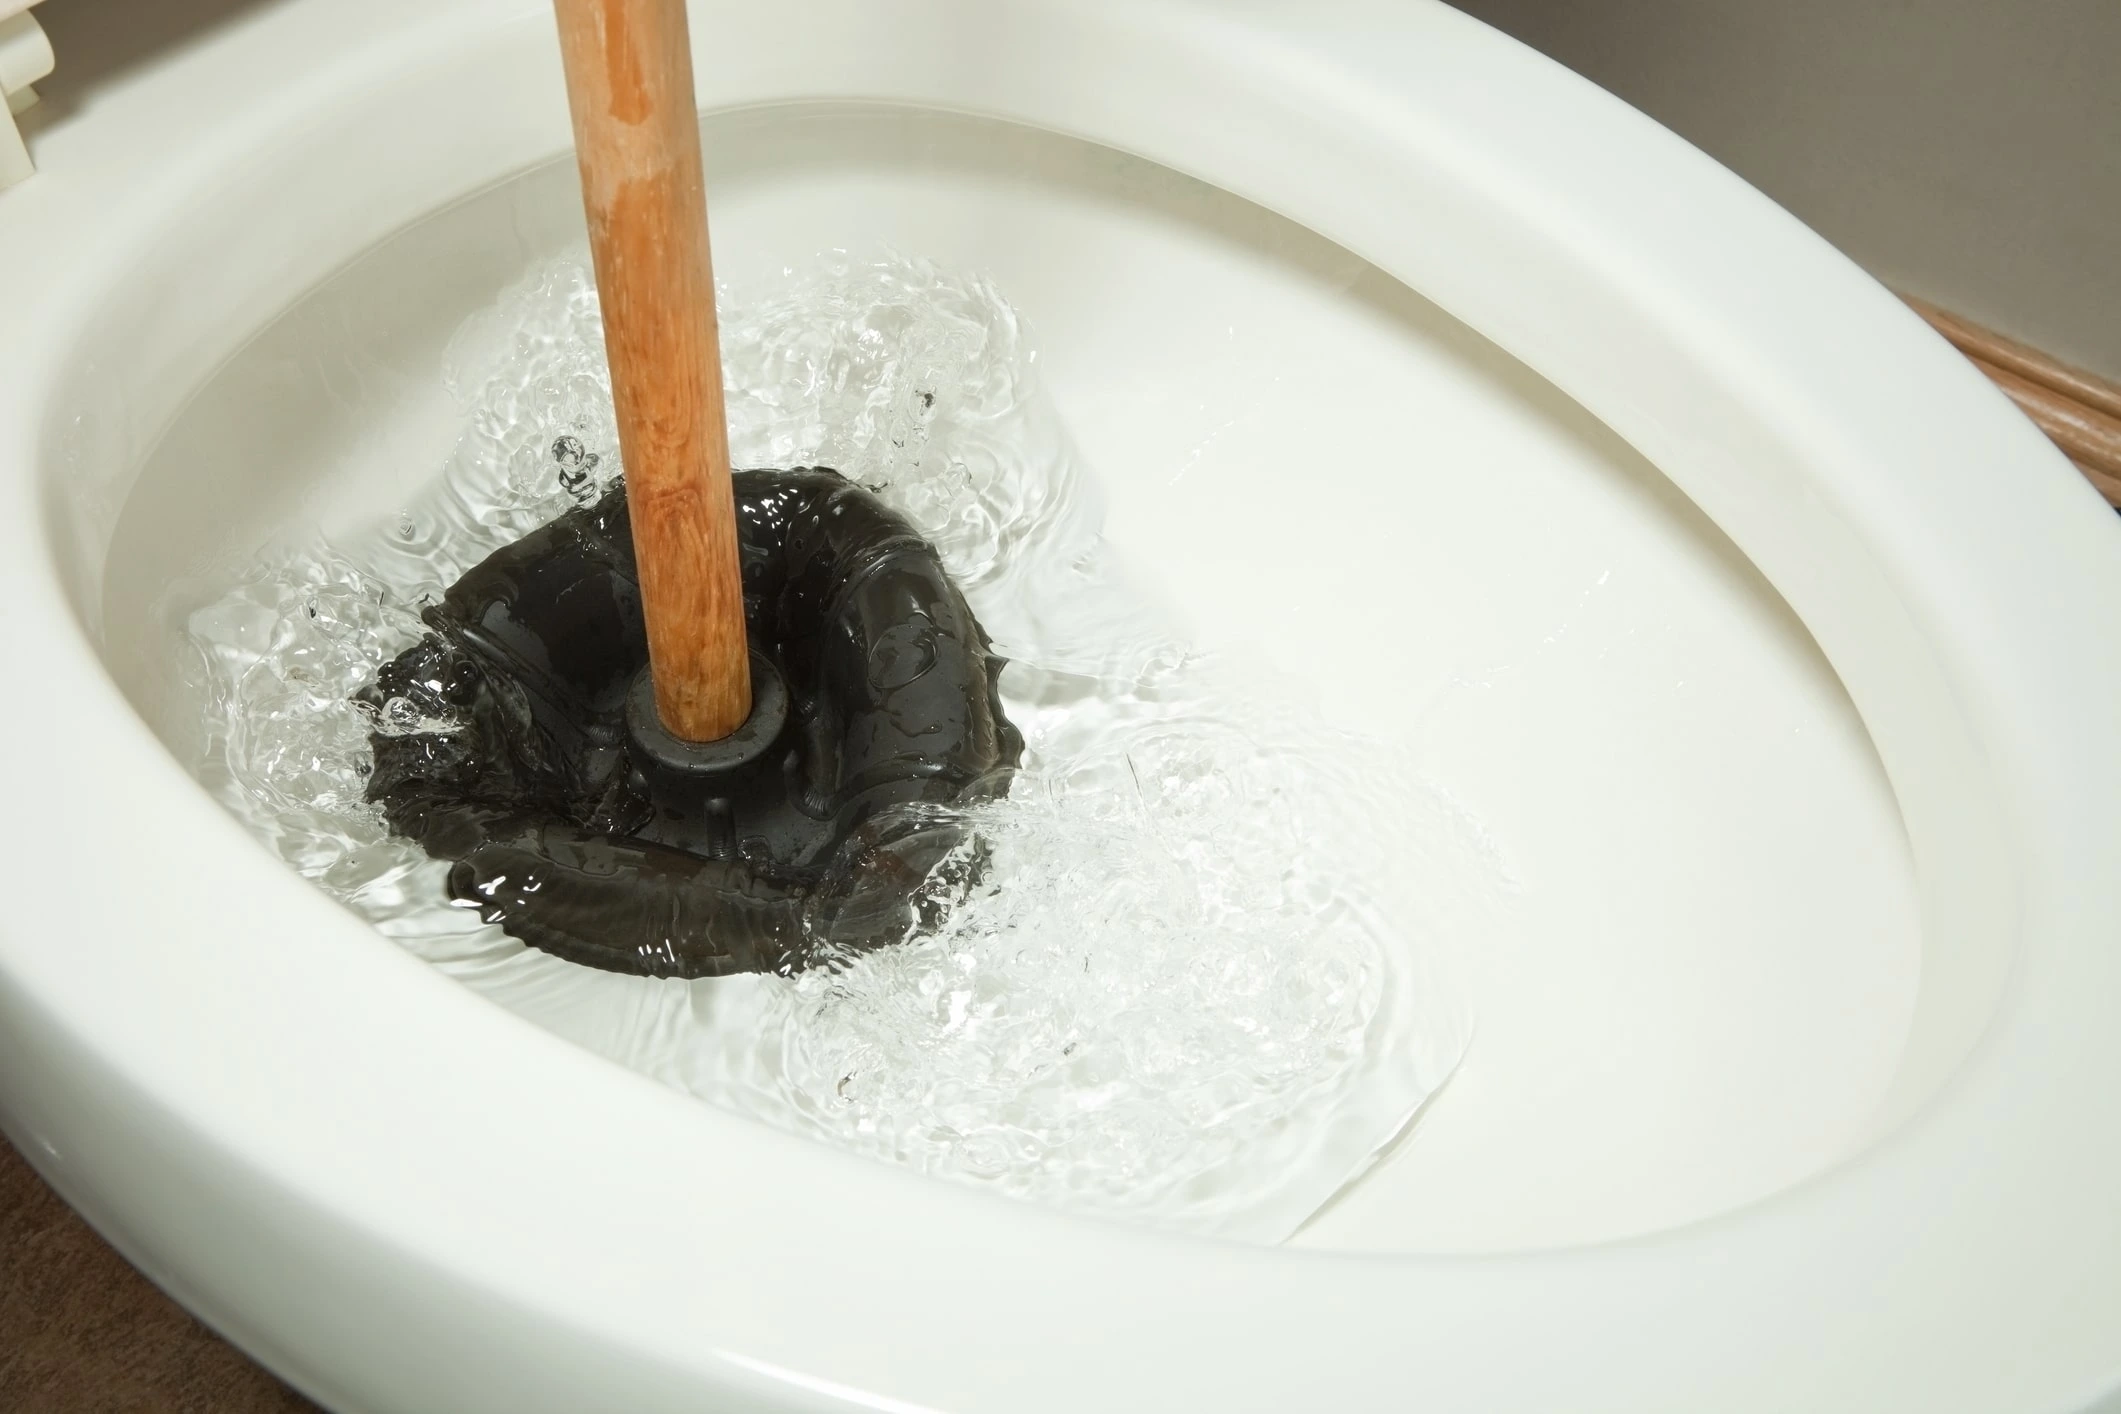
[178,253,1480,1241]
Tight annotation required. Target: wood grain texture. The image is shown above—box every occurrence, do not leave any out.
[1967,355,2121,481]
[1904,295,2121,508]
[2073,458,2121,508]
[553,0,749,741]
[1905,295,2121,424]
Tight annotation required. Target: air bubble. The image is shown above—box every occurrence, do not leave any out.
[551,434,601,503]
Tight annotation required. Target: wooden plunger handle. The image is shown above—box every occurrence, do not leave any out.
[552,0,750,742]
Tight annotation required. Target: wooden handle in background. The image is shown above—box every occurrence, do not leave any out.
[2068,458,2121,508]
[1904,295,2121,424]
[553,0,749,742]
[1967,356,2121,483]
[1903,294,2121,509]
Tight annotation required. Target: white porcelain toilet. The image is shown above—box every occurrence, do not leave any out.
[4,1,2120,1409]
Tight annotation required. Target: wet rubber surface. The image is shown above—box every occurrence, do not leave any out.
[359,469,1022,977]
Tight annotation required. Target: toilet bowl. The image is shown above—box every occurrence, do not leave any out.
[4,0,2120,1409]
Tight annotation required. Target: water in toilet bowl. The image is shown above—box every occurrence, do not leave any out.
[175,253,1483,1242]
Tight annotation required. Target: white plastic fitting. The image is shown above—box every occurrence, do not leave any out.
[0,4,55,192]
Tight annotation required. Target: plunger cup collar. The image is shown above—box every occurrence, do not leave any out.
[625,650,790,776]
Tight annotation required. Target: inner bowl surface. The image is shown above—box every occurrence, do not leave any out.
[101,102,1926,1254]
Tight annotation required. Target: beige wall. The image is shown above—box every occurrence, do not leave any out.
[1450,0,2121,379]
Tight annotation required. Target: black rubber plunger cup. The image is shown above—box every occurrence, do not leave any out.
[358,470,1023,978]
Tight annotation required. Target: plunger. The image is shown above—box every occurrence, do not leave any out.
[356,0,1022,977]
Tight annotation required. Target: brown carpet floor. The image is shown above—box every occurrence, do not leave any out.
[0,1135,318,1413]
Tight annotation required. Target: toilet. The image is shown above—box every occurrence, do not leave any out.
[3,0,2120,1409]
